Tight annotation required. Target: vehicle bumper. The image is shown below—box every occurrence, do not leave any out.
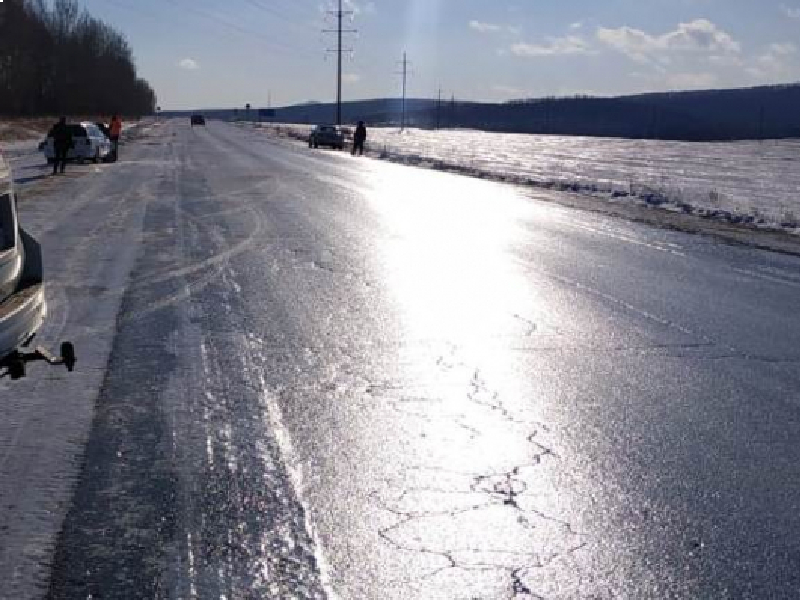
[0,281,46,359]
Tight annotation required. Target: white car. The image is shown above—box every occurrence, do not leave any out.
[41,122,113,164]
[0,151,74,379]
[0,151,46,372]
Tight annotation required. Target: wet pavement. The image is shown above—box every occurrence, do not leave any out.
[3,120,800,598]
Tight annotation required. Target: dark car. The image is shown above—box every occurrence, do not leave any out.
[191,114,206,126]
[308,125,345,150]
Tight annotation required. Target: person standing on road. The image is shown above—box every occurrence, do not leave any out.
[109,114,123,161]
[352,121,367,156]
[49,117,72,175]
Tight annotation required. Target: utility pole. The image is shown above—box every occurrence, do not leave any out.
[337,0,343,124]
[323,0,356,125]
[435,88,442,130]
[401,53,408,130]
[395,52,411,130]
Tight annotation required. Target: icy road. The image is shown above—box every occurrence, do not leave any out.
[2,119,800,599]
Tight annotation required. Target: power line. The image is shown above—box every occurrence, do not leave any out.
[395,52,412,130]
[161,0,316,59]
[436,87,442,130]
[238,0,315,32]
[322,0,357,125]
[108,0,314,59]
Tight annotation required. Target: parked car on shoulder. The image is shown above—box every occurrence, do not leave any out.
[191,114,206,126]
[309,125,344,150]
[41,122,112,164]
[0,150,47,376]
[0,151,75,379]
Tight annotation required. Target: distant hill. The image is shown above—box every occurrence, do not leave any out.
[161,83,800,142]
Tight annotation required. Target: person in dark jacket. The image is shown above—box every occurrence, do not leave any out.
[109,114,122,161]
[49,117,72,175]
[352,121,367,156]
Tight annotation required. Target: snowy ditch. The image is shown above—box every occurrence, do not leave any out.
[249,123,800,236]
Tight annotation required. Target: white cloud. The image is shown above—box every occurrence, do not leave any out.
[469,20,520,36]
[344,0,376,16]
[178,58,200,70]
[665,72,718,89]
[470,20,503,33]
[782,4,800,19]
[748,42,798,79]
[492,84,527,97]
[596,19,740,63]
[511,35,592,57]
[769,42,798,56]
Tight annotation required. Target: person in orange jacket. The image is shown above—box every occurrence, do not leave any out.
[109,114,122,161]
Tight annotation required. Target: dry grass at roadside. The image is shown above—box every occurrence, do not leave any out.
[0,116,143,143]
[0,118,55,142]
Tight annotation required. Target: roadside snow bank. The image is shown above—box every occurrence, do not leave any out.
[249,122,800,236]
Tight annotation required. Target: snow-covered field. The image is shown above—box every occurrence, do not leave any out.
[253,123,800,235]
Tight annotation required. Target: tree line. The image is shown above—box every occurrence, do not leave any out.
[0,0,156,117]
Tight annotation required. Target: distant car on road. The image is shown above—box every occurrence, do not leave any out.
[309,125,344,150]
[191,114,206,126]
[41,122,112,164]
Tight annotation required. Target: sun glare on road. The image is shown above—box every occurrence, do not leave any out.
[370,167,533,355]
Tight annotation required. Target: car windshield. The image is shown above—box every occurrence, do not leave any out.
[0,194,12,252]
[2,2,800,599]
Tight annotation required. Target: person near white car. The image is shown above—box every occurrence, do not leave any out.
[109,114,122,160]
[41,121,113,168]
[48,117,72,175]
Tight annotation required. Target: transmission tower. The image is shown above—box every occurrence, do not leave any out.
[395,52,412,130]
[323,0,356,125]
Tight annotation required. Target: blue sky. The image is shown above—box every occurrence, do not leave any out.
[78,0,800,109]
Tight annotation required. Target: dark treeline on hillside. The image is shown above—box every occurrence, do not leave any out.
[245,84,800,142]
[0,0,156,116]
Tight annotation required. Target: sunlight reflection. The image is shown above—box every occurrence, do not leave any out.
[362,165,573,551]
[368,167,532,359]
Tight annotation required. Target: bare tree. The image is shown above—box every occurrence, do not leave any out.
[0,0,156,116]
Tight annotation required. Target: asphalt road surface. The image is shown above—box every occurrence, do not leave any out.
[2,120,800,599]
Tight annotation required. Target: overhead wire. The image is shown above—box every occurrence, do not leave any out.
[163,0,318,59]
[238,0,315,32]
[106,0,318,61]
